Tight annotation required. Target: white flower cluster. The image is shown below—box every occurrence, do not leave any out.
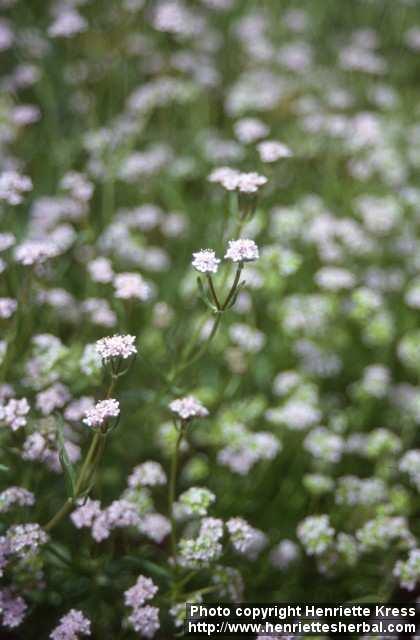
[178,524,223,569]
[14,241,58,266]
[0,398,30,431]
[297,515,335,556]
[113,272,153,301]
[0,170,32,205]
[304,426,344,463]
[128,462,167,488]
[356,516,414,552]
[83,399,120,429]
[124,575,160,638]
[269,539,300,570]
[257,140,293,163]
[399,449,420,490]
[192,249,220,274]
[335,476,387,506]
[0,487,35,513]
[226,517,267,559]
[218,425,280,475]
[95,334,137,361]
[169,395,209,420]
[208,167,267,193]
[224,239,259,263]
[139,513,171,544]
[394,548,420,590]
[178,487,216,517]
[192,239,259,275]
[5,523,49,559]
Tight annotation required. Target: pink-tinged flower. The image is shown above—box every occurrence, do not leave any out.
[236,172,268,193]
[128,462,167,488]
[83,399,120,429]
[224,239,259,263]
[48,11,88,39]
[0,589,27,629]
[0,232,15,252]
[71,499,102,529]
[0,19,14,51]
[139,513,171,544]
[0,535,10,576]
[257,140,293,162]
[234,117,269,144]
[226,517,267,559]
[113,272,153,301]
[12,104,41,126]
[208,166,240,190]
[169,395,209,420]
[64,397,95,422]
[91,499,140,542]
[209,168,268,194]
[0,487,35,513]
[87,257,114,283]
[192,249,220,274]
[60,171,93,202]
[35,383,70,416]
[0,170,32,205]
[128,605,160,638]
[50,609,91,640]
[95,334,137,361]
[0,397,30,431]
[7,523,48,558]
[14,240,58,266]
[0,297,17,318]
[124,575,158,609]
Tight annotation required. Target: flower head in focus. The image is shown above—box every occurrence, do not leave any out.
[192,249,220,274]
[224,239,259,263]
[95,334,137,362]
[83,399,120,430]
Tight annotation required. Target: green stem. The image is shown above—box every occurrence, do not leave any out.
[44,498,74,533]
[221,263,243,310]
[174,314,222,376]
[206,274,220,310]
[168,425,185,567]
[44,375,117,532]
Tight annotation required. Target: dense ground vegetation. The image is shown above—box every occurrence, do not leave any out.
[2,0,420,638]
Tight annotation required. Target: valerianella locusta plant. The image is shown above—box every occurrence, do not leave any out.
[3,2,420,636]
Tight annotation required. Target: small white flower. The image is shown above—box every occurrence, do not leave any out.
[191,249,220,274]
[224,239,259,263]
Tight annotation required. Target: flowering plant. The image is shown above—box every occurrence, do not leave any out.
[2,0,420,638]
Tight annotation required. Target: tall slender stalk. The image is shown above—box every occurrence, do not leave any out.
[168,423,186,567]
[44,374,118,532]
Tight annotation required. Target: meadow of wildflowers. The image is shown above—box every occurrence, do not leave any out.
[2,0,420,638]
